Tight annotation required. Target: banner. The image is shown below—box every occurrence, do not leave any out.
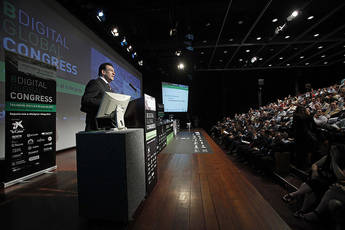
[1,51,56,185]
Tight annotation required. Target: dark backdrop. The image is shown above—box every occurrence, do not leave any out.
[143,66,344,132]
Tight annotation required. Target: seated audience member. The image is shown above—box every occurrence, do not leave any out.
[282,149,337,217]
[314,109,328,126]
[301,144,345,223]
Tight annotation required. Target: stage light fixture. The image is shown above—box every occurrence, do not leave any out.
[246,49,250,53]
[132,52,137,59]
[323,61,328,64]
[120,37,127,46]
[224,50,228,54]
[318,46,323,49]
[200,51,204,54]
[251,56,257,63]
[177,63,185,70]
[239,58,243,62]
[287,10,299,21]
[259,57,263,61]
[138,60,143,66]
[321,54,326,58]
[96,10,105,22]
[175,50,182,56]
[314,33,319,37]
[285,35,290,39]
[272,18,278,23]
[305,62,309,65]
[126,45,133,52]
[111,27,119,37]
[300,56,304,59]
[279,57,283,60]
[256,37,261,40]
[268,64,272,67]
[307,16,314,20]
[286,63,290,66]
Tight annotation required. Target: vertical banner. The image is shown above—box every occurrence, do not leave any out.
[2,51,56,185]
[144,94,158,195]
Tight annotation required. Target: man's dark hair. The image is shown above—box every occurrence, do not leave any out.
[98,63,113,76]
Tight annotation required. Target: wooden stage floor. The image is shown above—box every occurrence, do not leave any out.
[0,129,291,230]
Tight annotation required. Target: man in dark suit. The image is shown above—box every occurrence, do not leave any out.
[81,63,115,131]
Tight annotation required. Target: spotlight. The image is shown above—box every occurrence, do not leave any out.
[318,46,323,49]
[175,50,182,56]
[169,28,177,37]
[132,52,137,59]
[279,57,283,60]
[256,37,261,40]
[307,15,314,20]
[120,37,127,46]
[314,33,319,37]
[285,35,290,39]
[251,56,257,63]
[287,10,299,21]
[272,18,278,23]
[96,10,105,22]
[111,27,119,37]
[177,63,185,70]
[138,60,143,66]
[126,45,133,52]
[246,49,250,53]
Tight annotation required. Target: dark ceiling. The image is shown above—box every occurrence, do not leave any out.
[57,0,345,77]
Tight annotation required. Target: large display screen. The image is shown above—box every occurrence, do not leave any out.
[162,82,189,112]
[0,0,142,155]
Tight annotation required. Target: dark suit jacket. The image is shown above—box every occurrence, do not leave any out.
[81,78,113,131]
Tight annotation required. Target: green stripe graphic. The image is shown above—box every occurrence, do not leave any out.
[166,132,174,145]
[162,84,188,90]
[146,130,157,141]
[6,101,56,112]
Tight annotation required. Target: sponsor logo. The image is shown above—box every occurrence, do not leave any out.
[27,133,39,138]
[41,132,53,135]
[29,155,40,162]
[37,138,45,143]
[28,145,39,151]
[12,148,22,153]
[10,120,24,134]
[27,139,34,144]
[43,147,52,152]
[28,150,39,155]
[44,142,52,146]
[11,143,24,148]
[12,135,22,140]
[12,153,23,158]
[47,136,52,141]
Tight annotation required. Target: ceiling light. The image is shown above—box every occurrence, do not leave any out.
[318,46,323,49]
[321,54,326,58]
[314,33,319,37]
[300,56,304,59]
[120,37,127,46]
[287,10,299,21]
[138,60,143,66]
[272,18,278,23]
[131,52,137,59]
[96,10,105,22]
[323,61,328,64]
[256,37,261,40]
[111,27,119,37]
[286,63,290,66]
[175,50,182,56]
[224,50,228,54]
[246,49,250,53]
[307,15,314,20]
[305,62,309,65]
[177,63,185,70]
[285,35,290,39]
[279,57,283,60]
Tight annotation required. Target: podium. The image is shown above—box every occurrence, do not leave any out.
[76,128,145,222]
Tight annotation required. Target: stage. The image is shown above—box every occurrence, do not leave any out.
[0,129,290,230]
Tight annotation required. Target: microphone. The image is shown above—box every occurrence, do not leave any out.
[129,83,137,92]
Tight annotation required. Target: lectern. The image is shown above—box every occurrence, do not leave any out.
[76,128,145,222]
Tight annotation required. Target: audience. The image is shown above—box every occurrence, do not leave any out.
[210,82,345,229]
